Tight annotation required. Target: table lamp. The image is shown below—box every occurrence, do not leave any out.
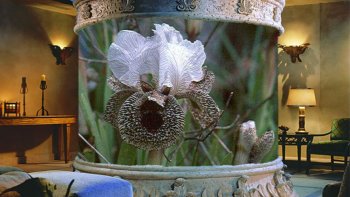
[287,88,316,134]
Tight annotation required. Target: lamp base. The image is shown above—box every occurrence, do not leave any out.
[295,131,308,135]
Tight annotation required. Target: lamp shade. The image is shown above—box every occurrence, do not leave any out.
[287,88,316,106]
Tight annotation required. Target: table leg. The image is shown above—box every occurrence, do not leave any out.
[16,151,26,164]
[282,135,286,162]
[52,125,60,160]
[297,137,302,168]
[63,124,71,163]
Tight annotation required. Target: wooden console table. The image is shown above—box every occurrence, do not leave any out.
[278,133,314,165]
[0,115,76,163]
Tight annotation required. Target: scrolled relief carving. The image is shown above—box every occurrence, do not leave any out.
[176,0,199,11]
[95,2,110,18]
[166,178,188,197]
[133,186,146,197]
[249,188,265,197]
[201,188,208,197]
[266,183,279,197]
[234,173,296,197]
[81,3,92,19]
[257,184,270,197]
[237,0,253,15]
[234,175,249,197]
[274,170,295,197]
[165,191,177,197]
[186,192,196,197]
[273,7,281,22]
[149,187,160,197]
[118,0,135,12]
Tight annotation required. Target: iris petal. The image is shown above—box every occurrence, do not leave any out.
[188,67,215,94]
[108,30,158,89]
[156,24,206,94]
[177,90,221,129]
[107,75,137,93]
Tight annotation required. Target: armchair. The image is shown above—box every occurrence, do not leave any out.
[306,118,350,174]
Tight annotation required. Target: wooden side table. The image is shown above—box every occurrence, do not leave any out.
[278,133,314,167]
[0,115,76,163]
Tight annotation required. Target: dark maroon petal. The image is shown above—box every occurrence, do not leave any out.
[118,92,184,150]
[104,90,136,129]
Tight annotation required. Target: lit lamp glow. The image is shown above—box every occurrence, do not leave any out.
[287,88,316,134]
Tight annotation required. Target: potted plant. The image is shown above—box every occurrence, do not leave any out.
[75,0,296,196]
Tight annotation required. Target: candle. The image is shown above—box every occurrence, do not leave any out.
[41,74,46,81]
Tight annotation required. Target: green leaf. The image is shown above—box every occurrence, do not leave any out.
[117,142,137,165]
[82,148,96,162]
[97,118,116,163]
[220,152,234,165]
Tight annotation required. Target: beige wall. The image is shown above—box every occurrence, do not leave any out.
[0,0,78,164]
[278,2,350,160]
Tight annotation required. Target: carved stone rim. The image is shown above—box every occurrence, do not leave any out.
[73,157,284,180]
[73,0,285,34]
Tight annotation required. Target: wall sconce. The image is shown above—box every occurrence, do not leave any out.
[49,44,74,65]
[278,43,310,63]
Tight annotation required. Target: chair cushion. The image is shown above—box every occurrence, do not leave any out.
[331,118,350,140]
[0,171,31,194]
[0,166,24,175]
[309,140,350,156]
[30,171,133,197]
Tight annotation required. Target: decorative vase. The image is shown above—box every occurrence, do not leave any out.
[74,157,296,196]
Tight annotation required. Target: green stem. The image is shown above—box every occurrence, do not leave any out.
[191,142,200,166]
[148,150,163,165]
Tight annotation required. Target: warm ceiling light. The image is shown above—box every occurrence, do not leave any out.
[278,43,310,63]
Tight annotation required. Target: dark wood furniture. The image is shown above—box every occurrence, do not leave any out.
[0,115,76,163]
[307,118,350,174]
[278,132,314,166]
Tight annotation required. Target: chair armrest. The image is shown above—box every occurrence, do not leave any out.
[307,131,332,146]
[311,131,332,137]
[307,131,331,149]
[306,131,330,152]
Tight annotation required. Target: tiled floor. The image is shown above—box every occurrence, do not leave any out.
[285,161,344,197]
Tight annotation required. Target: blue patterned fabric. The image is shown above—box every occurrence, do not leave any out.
[30,171,133,197]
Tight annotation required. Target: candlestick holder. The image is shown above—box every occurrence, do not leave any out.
[36,80,49,116]
[20,77,28,116]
